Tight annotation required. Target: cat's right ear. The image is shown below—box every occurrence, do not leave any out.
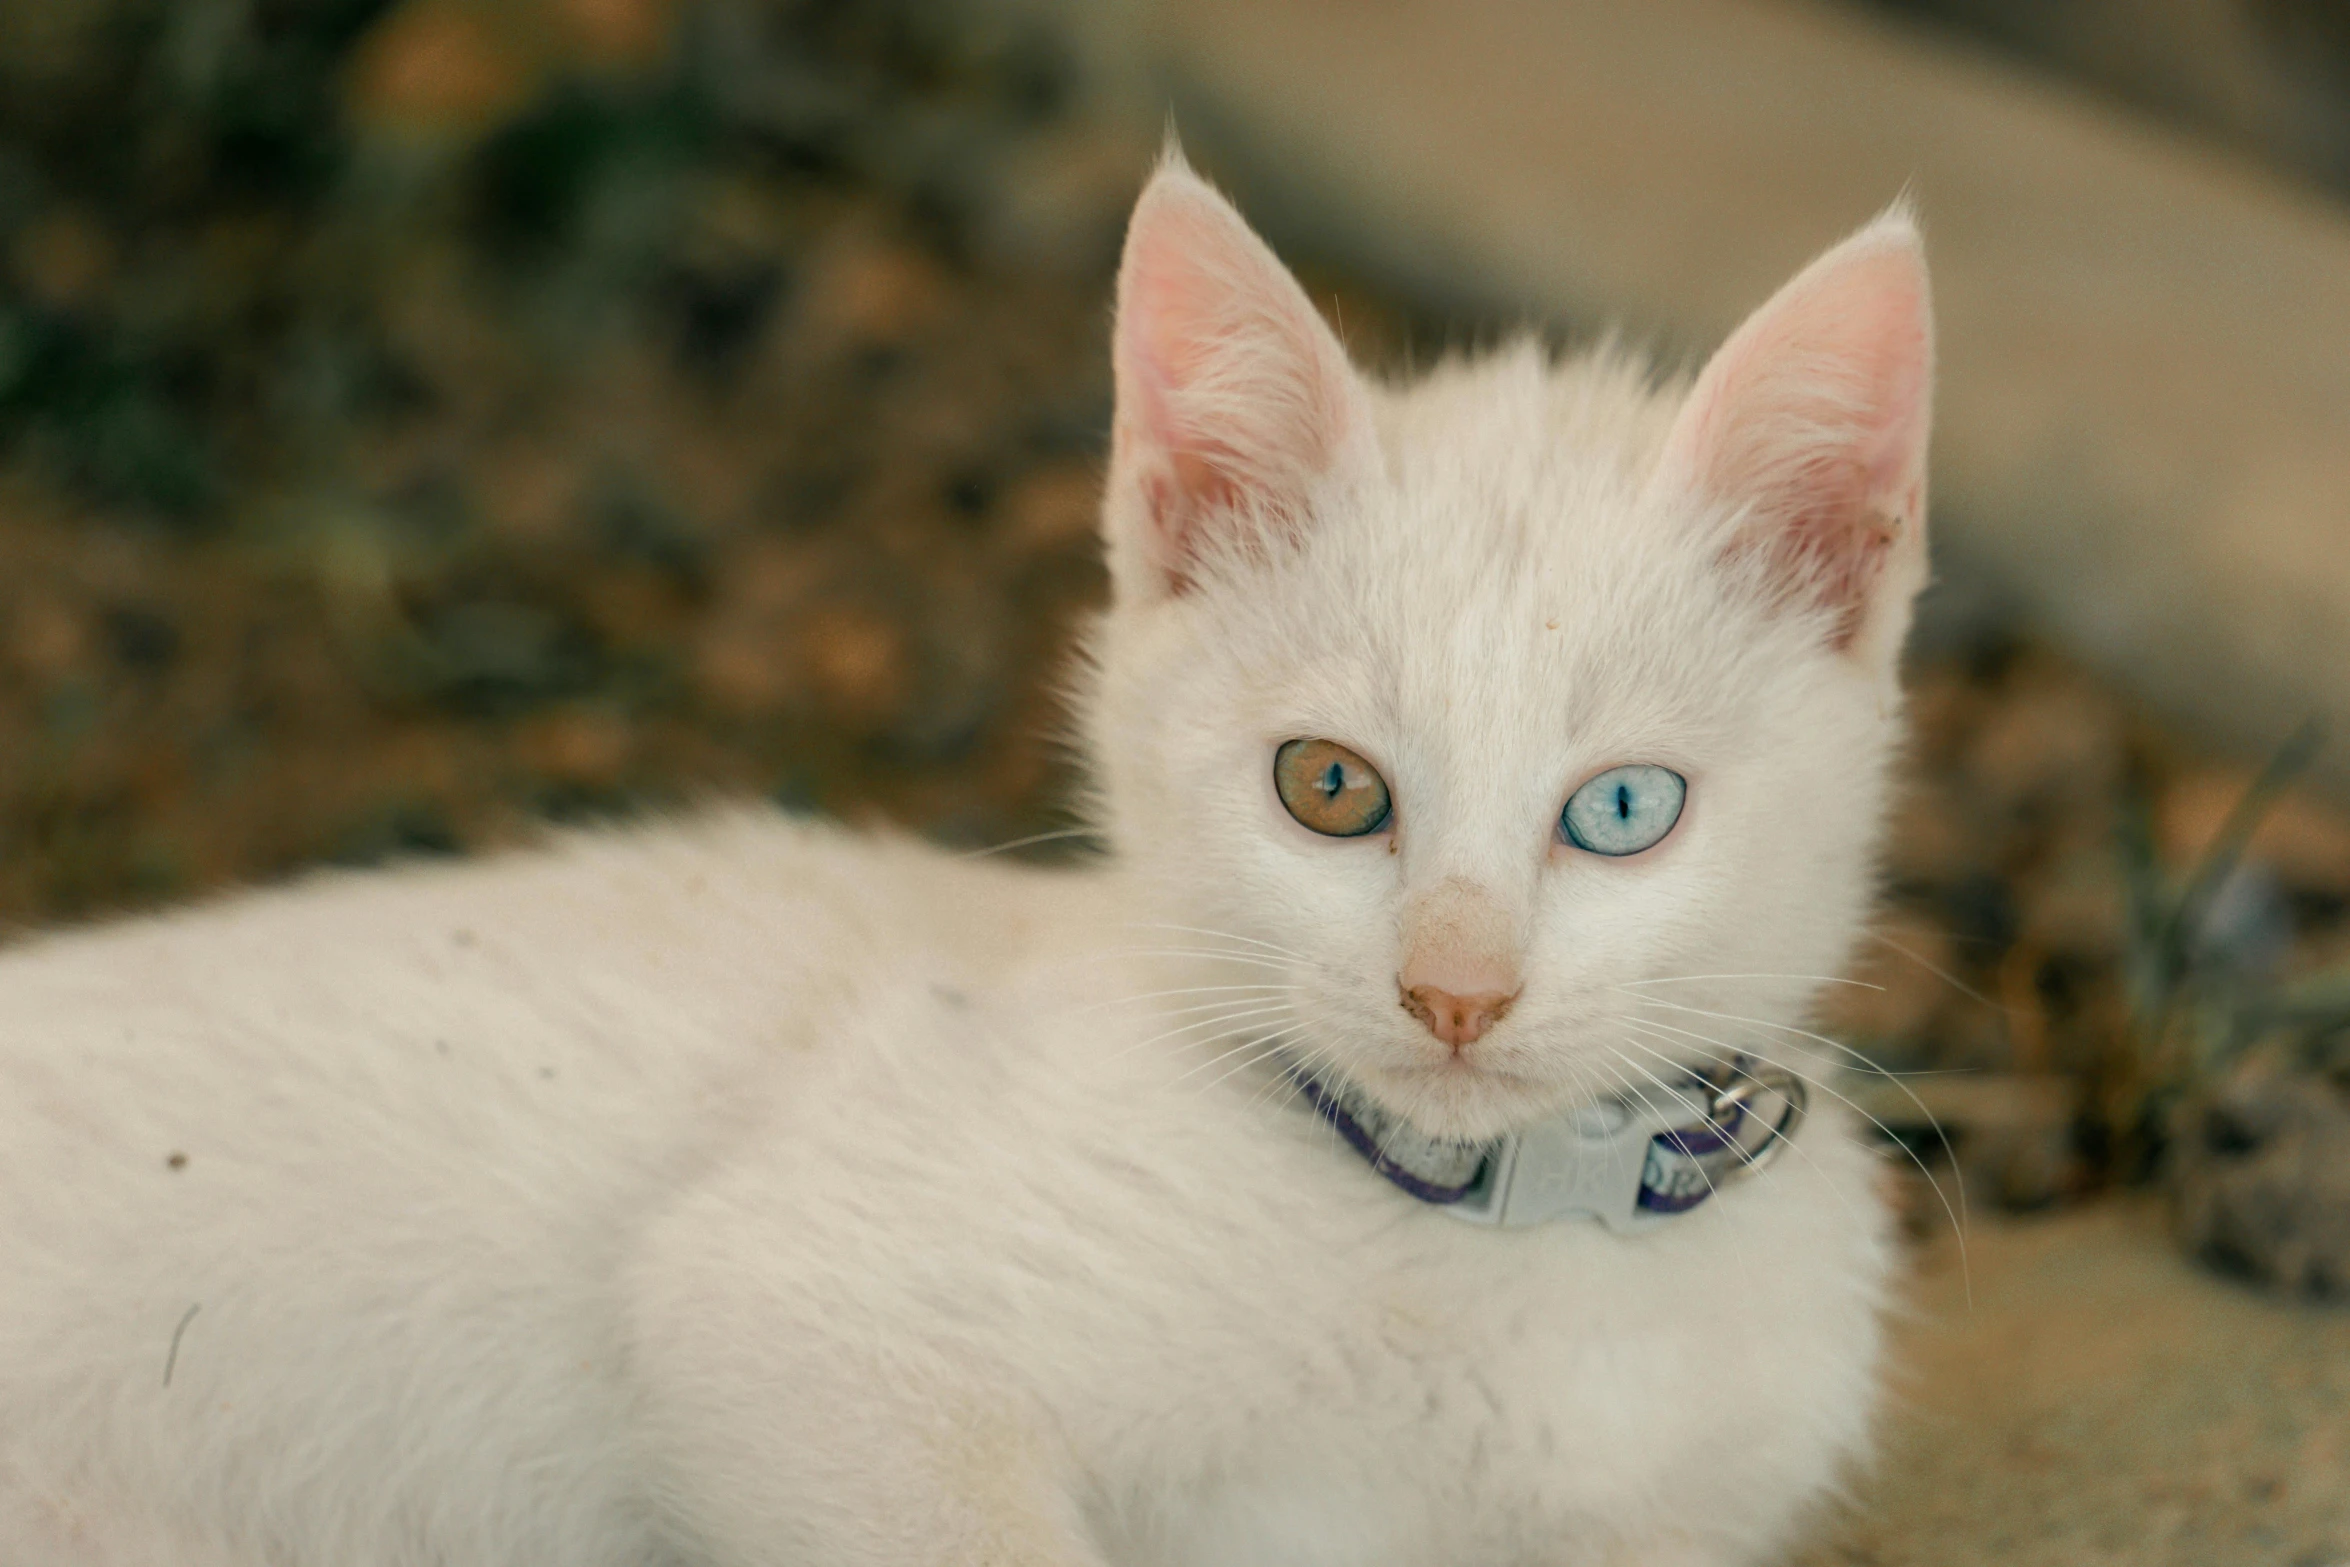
[1104,155,1378,602]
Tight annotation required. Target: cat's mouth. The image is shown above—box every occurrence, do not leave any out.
[1274,988,1614,1141]
[1387,1055,1535,1088]
[1350,1054,1578,1145]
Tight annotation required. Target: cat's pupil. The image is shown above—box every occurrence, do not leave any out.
[1320,763,1345,799]
[1615,784,1631,820]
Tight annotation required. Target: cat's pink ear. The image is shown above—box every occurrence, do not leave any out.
[1656,209,1934,670]
[1105,156,1376,600]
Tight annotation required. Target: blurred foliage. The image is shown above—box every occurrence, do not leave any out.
[1816,634,2350,1212]
[0,0,1146,923]
[2098,724,2350,1296]
[2112,727,2350,1146]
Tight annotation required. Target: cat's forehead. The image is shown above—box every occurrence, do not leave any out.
[1351,347,1705,609]
[1372,340,1679,503]
[1190,344,1792,776]
[1358,357,1737,669]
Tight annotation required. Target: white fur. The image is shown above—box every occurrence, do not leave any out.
[0,161,1933,1566]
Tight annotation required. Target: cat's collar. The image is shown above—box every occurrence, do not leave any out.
[1287,1055,1805,1232]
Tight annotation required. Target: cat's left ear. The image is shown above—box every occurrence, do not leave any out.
[1654,207,1934,675]
[1104,154,1380,602]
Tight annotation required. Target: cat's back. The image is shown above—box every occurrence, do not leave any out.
[0,807,1090,1566]
[0,810,1064,1197]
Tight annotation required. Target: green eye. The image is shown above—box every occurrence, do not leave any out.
[1274,738,1392,837]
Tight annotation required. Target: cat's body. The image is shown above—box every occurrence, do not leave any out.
[1,160,1934,1565]
[0,813,1885,1567]
[0,816,1064,1565]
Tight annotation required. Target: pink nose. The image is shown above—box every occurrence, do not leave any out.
[1401,984,1519,1051]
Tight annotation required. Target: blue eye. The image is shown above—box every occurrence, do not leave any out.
[1561,765,1686,856]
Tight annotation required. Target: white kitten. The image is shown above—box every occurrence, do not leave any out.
[0,155,1933,1566]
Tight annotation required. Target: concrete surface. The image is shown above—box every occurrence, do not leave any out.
[1144,0,2350,797]
[1795,1198,2350,1566]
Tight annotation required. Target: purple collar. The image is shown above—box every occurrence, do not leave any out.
[1289,1070,1487,1204]
[1287,1055,1808,1232]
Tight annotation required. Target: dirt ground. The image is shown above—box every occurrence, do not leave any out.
[1797,1196,2350,1566]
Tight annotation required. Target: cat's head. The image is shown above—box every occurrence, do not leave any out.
[1082,155,1932,1143]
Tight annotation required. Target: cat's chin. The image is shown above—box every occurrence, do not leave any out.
[1353,1057,1582,1146]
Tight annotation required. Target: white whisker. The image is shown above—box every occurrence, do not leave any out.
[1626,1019,1898,1259]
[1603,1002,1882,1312]
[1615,991,1976,1243]
[1103,1001,1301,1063]
[1864,930,2013,1015]
[955,827,1101,860]
[1075,948,1297,973]
[1609,1030,1869,1249]
[1074,984,1304,1016]
[1116,923,1311,962]
[1615,972,1882,991]
[1592,1048,1766,1296]
[1618,1015,1972,1309]
[1184,1025,1315,1095]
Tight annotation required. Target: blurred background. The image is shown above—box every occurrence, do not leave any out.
[2,0,2347,1560]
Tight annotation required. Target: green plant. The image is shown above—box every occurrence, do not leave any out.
[2112,721,2350,1171]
